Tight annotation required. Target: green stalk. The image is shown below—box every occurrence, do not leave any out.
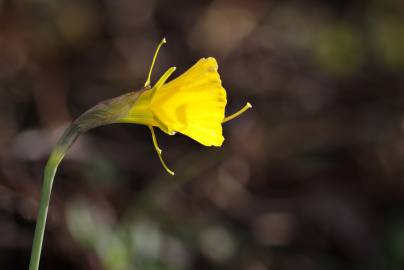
[28,148,64,270]
[29,120,83,270]
[28,90,142,270]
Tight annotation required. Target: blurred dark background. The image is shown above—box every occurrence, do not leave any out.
[1,0,404,269]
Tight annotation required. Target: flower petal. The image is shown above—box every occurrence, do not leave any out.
[151,57,227,146]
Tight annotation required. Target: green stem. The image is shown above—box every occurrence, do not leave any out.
[28,90,141,270]
[28,121,81,270]
[28,122,78,270]
[28,150,63,270]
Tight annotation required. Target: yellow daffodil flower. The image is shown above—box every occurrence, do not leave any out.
[116,38,251,175]
[69,38,251,175]
[120,57,227,146]
[53,39,251,175]
[29,38,251,270]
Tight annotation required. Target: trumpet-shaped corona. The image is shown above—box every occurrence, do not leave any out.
[120,57,227,146]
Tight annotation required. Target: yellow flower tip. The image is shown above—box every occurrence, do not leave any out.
[222,102,252,124]
[167,168,175,176]
[144,37,168,88]
[158,152,175,175]
[148,125,175,175]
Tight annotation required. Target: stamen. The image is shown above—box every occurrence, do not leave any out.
[148,125,175,175]
[144,38,167,88]
[222,102,252,123]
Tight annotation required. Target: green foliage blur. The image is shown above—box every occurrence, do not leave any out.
[1,0,404,269]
